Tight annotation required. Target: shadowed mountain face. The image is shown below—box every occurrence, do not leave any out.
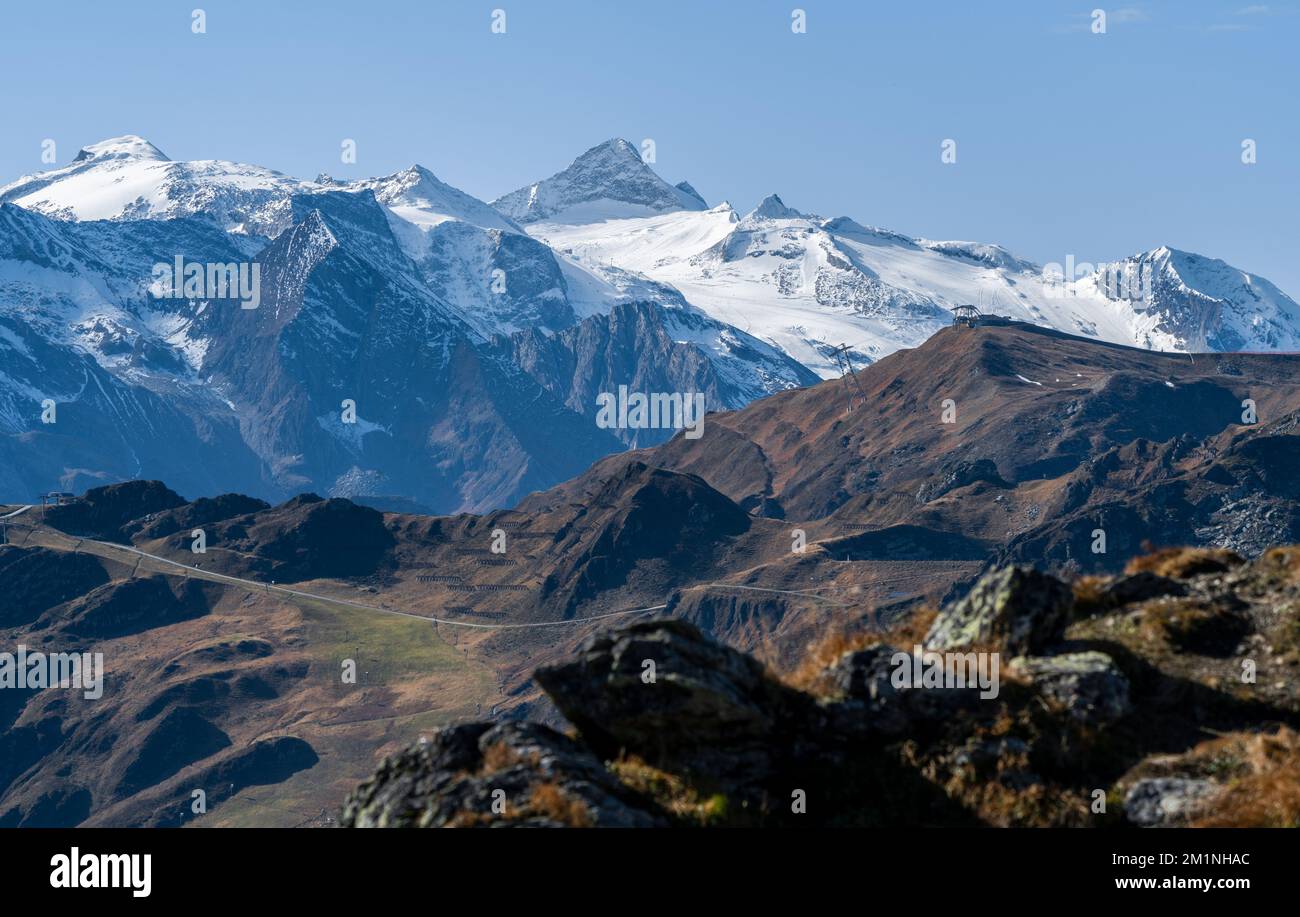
[0,139,811,512]
[492,300,819,447]
[178,190,629,512]
[0,187,800,513]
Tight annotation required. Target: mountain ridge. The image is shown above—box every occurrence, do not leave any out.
[4,133,1300,508]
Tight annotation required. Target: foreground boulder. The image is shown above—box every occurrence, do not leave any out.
[341,547,1300,828]
[1008,652,1131,725]
[339,722,664,828]
[534,618,807,787]
[1103,571,1186,607]
[342,619,992,827]
[925,566,1073,653]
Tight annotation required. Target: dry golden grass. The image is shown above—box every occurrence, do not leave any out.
[445,776,593,827]
[782,627,872,692]
[445,809,493,828]
[1137,597,1248,655]
[527,781,594,827]
[1125,546,1244,579]
[898,720,1091,828]
[780,605,939,693]
[1274,607,1300,665]
[479,740,540,775]
[1072,575,1110,617]
[883,604,941,647]
[1254,547,1300,585]
[480,740,520,773]
[1189,728,1300,828]
[610,755,727,826]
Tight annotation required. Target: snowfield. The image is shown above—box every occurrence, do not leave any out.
[528,198,1297,379]
[3,132,1299,406]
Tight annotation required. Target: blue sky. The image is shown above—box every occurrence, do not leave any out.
[4,0,1299,293]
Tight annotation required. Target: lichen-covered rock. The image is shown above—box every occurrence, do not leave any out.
[1124,777,1219,827]
[1008,651,1131,724]
[534,618,805,786]
[925,566,1073,654]
[338,721,665,828]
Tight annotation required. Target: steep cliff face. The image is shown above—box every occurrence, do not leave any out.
[495,301,818,446]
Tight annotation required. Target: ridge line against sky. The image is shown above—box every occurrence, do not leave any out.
[3,0,1298,295]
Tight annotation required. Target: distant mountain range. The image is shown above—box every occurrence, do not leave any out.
[2,134,1298,509]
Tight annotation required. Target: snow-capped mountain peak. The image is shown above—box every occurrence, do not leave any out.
[492,137,707,225]
[1084,245,1300,352]
[4,132,1300,395]
[347,164,520,234]
[743,193,807,222]
[674,180,707,208]
[3,132,1300,513]
[0,135,317,233]
[72,134,171,163]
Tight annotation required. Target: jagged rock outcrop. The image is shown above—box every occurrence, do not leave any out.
[340,722,665,828]
[817,644,981,736]
[341,616,989,826]
[535,619,809,788]
[924,566,1074,653]
[1101,571,1187,607]
[343,548,1300,828]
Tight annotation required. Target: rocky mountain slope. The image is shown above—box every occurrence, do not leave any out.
[0,484,494,828]
[628,322,1300,567]
[491,300,819,446]
[33,319,1298,710]
[6,321,1300,826]
[341,548,1300,828]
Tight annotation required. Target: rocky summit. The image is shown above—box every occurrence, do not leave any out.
[341,546,1300,828]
